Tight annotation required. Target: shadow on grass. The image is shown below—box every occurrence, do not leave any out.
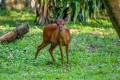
[0,9,113,30]
[0,9,37,28]
[0,19,36,27]
[68,19,113,29]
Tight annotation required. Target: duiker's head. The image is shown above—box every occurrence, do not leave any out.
[56,19,64,31]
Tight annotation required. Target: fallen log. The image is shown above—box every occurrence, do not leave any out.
[0,23,29,42]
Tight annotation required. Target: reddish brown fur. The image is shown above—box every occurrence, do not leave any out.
[35,22,70,65]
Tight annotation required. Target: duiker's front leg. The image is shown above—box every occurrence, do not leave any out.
[66,45,69,64]
[59,41,64,65]
[49,43,57,64]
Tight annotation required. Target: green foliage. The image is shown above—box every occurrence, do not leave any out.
[0,10,120,80]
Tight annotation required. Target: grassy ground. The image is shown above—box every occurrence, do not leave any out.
[0,9,120,80]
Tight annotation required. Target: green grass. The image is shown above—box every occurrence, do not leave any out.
[0,9,120,80]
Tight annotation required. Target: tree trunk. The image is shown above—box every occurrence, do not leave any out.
[34,0,49,25]
[43,0,48,25]
[0,0,5,8]
[102,0,120,38]
[0,23,29,42]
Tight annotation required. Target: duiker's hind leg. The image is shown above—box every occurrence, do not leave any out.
[35,41,49,59]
